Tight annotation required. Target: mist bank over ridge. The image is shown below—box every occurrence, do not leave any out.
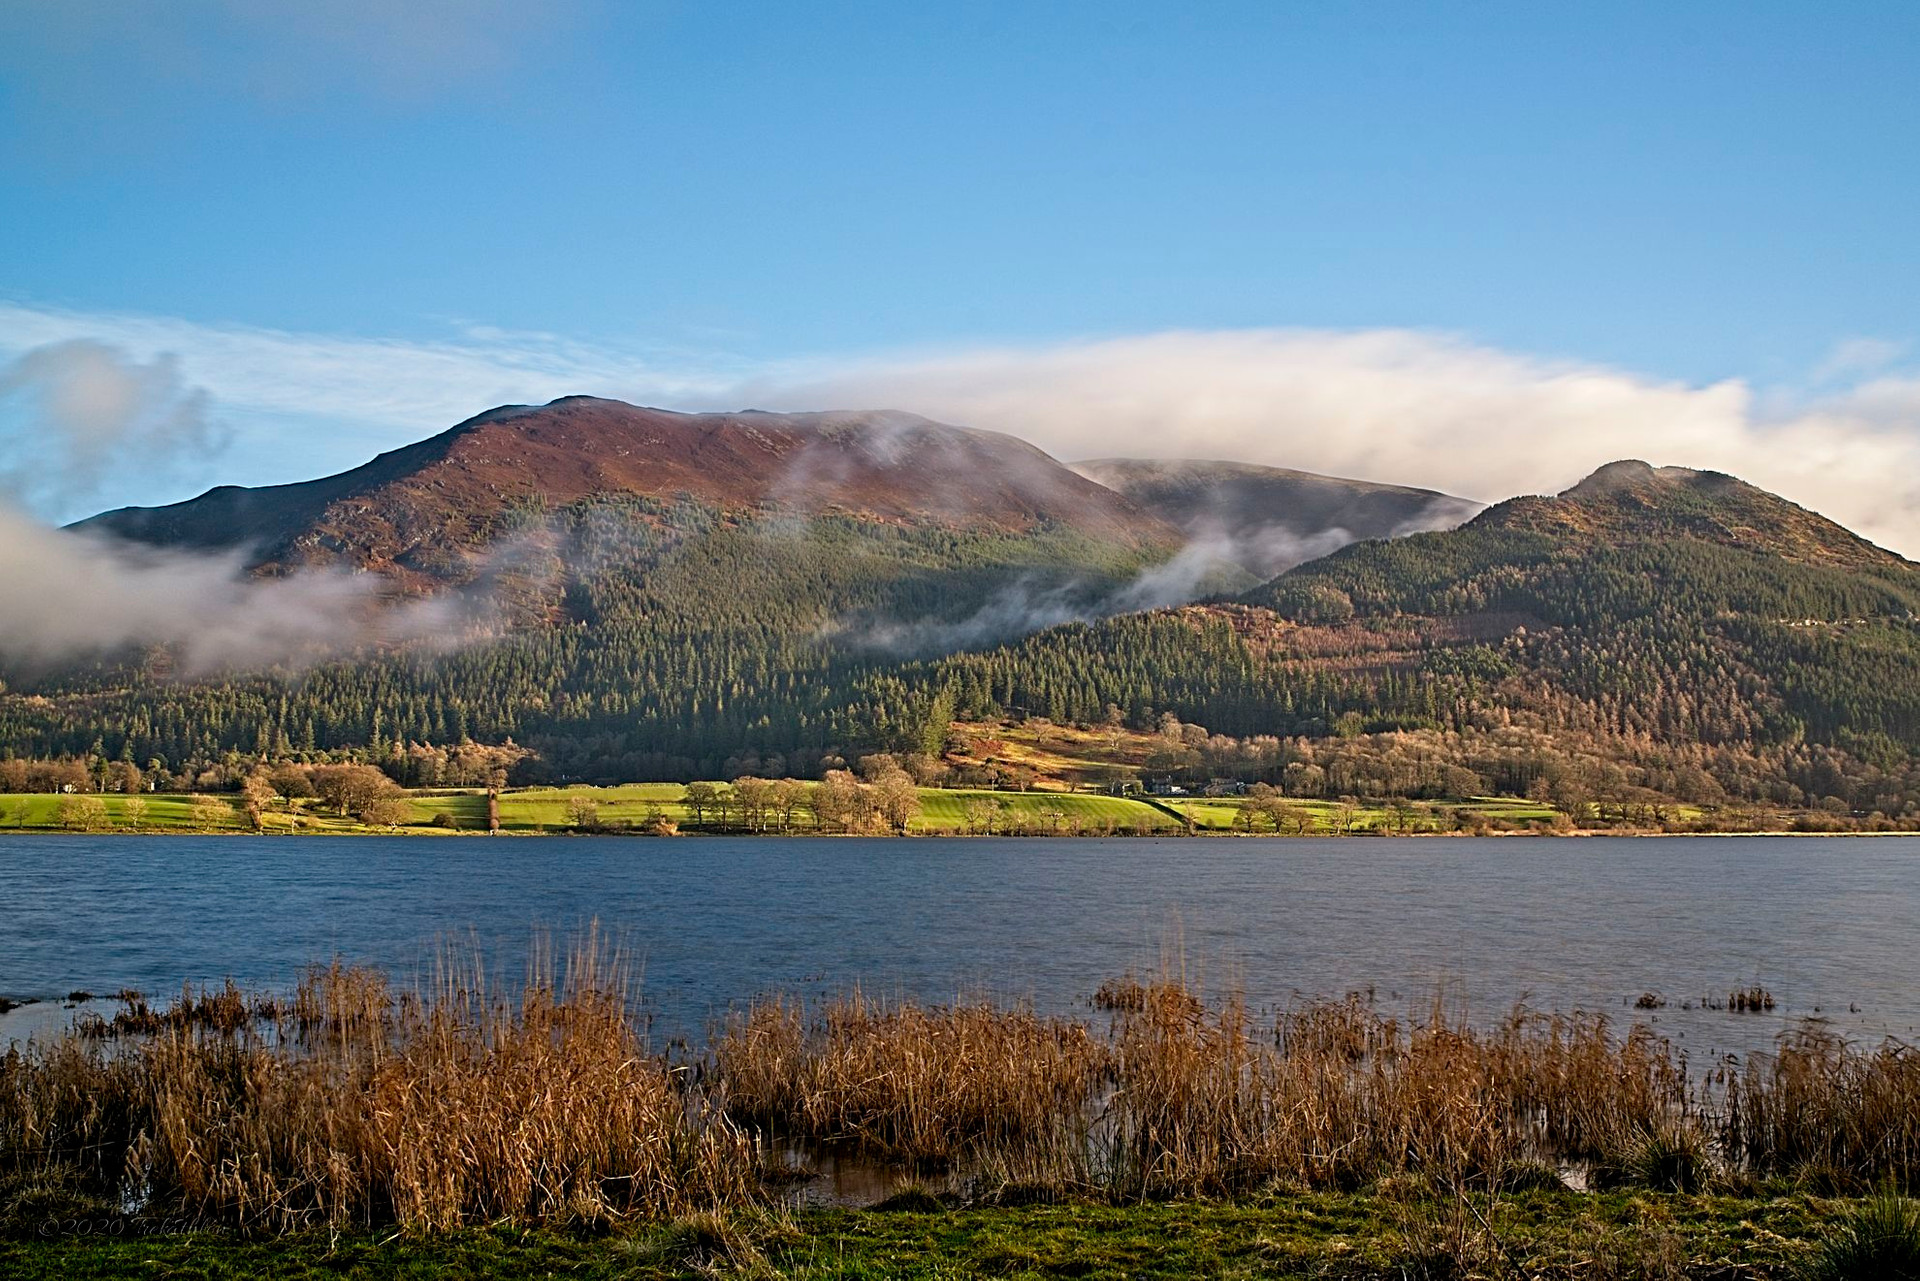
[1073,457,1483,578]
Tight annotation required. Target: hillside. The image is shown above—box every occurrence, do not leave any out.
[1467,459,1905,569]
[78,397,1177,586]
[13,449,1920,824]
[19,400,1192,779]
[890,461,1920,821]
[1072,458,1481,577]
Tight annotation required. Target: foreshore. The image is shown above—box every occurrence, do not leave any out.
[4,963,1914,1278]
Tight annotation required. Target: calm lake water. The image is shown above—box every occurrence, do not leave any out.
[2,834,1916,1060]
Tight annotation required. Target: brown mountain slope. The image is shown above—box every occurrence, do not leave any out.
[1474,459,1905,568]
[77,398,1179,582]
[1072,458,1482,577]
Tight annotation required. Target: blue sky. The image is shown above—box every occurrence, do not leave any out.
[4,1,1920,544]
[7,0,1918,380]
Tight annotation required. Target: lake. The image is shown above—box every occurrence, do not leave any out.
[2,834,1915,1060]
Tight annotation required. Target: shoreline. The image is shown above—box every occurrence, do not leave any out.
[9,778,1900,838]
[0,824,1911,838]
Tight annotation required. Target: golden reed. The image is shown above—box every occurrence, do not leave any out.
[5,956,1916,1230]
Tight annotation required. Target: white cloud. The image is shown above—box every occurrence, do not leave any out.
[1814,337,1908,384]
[760,329,1920,556]
[0,339,226,519]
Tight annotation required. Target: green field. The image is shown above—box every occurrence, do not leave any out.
[911,787,1177,833]
[0,792,246,832]
[1159,793,1564,833]
[0,785,1184,836]
[410,784,693,832]
[0,786,1568,837]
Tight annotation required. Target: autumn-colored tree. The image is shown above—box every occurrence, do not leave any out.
[771,778,810,831]
[961,797,998,835]
[268,764,315,808]
[240,769,277,828]
[57,794,108,832]
[189,794,231,831]
[870,769,920,834]
[357,796,412,830]
[812,769,871,833]
[312,764,395,817]
[732,777,777,831]
[564,795,600,830]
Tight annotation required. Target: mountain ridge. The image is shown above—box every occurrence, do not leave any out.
[75,397,1181,587]
[1463,458,1905,570]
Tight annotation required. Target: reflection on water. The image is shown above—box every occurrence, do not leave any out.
[3,834,1917,1059]
[770,1143,912,1209]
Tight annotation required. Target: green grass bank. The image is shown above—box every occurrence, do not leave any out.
[0,1191,1882,1279]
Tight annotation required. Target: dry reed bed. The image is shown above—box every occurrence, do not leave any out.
[5,966,1918,1233]
[719,979,1917,1200]
[1,945,754,1232]
[719,992,1105,1164]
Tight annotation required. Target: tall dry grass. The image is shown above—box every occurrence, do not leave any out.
[1719,1022,1920,1191]
[1084,985,1690,1197]
[718,990,1105,1164]
[7,959,1919,1233]
[717,977,1918,1200]
[1,935,757,1231]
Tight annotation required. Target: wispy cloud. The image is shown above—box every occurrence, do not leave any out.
[0,301,740,435]
[0,301,756,514]
[1812,337,1909,385]
[0,339,227,519]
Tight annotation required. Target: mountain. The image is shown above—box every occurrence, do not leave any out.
[1468,459,1903,569]
[894,460,1920,818]
[1071,458,1481,577]
[78,397,1176,586]
[25,399,1190,778]
[15,442,1920,821]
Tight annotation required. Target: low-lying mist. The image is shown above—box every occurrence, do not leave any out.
[0,339,464,676]
[0,507,472,676]
[823,497,1480,658]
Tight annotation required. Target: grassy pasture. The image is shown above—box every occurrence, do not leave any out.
[1160,793,1565,833]
[410,784,692,832]
[912,788,1176,833]
[0,786,1567,836]
[0,792,239,832]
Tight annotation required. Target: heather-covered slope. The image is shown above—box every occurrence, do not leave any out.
[78,398,1178,585]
